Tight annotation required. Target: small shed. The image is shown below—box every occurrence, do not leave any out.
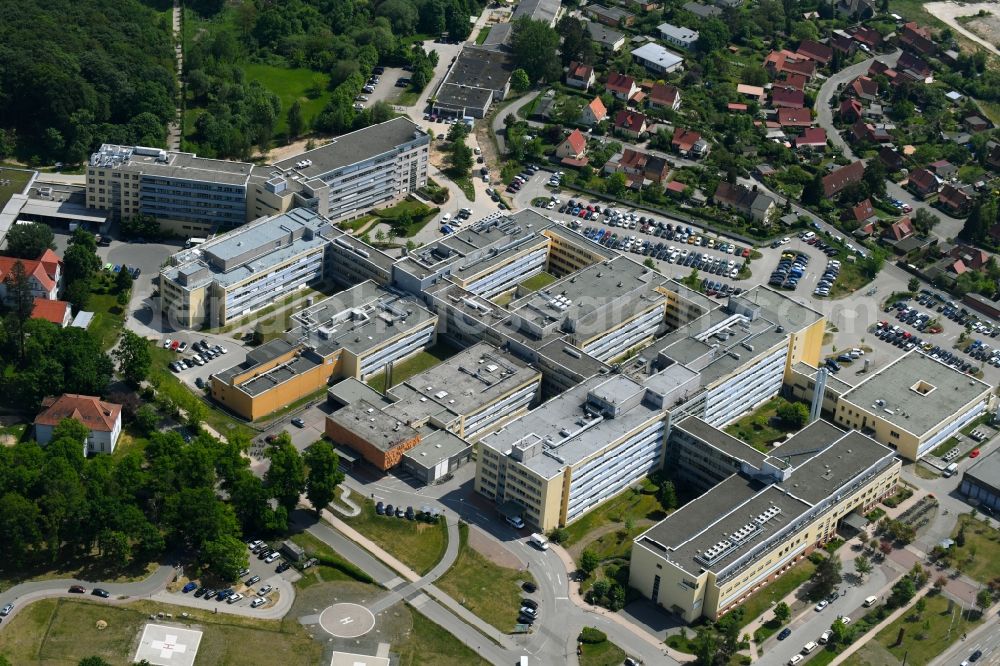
[281,540,306,562]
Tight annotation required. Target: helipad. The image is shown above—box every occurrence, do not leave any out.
[318,603,376,638]
[134,623,202,666]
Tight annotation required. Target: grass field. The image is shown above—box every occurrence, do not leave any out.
[399,606,490,666]
[341,499,448,576]
[519,271,558,293]
[365,342,460,393]
[0,597,322,665]
[436,523,535,633]
[475,27,491,44]
[724,396,800,452]
[87,293,126,351]
[562,480,665,547]
[579,636,628,666]
[738,558,816,628]
[0,167,33,208]
[287,531,374,587]
[950,514,1000,584]
[240,64,331,136]
[374,198,439,237]
[453,175,476,201]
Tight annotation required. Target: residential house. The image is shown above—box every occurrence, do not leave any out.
[625,0,660,10]
[777,107,812,128]
[737,84,766,103]
[822,161,865,198]
[985,141,1000,170]
[713,182,776,222]
[795,127,828,149]
[714,0,743,8]
[796,40,833,65]
[851,26,883,49]
[928,160,957,180]
[964,116,991,133]
[852,118,892,143]
[658,23,699,49]
[630,43,684,74]
[683,1,721,17]
[727,103,748,112]
[649,83,681,110]
[34,393,123,455]
[949,244,990,269]
[830,30,857,55]
[587,4,635,26]
[850,76,878,102]
[580,97,608,125]
[585,21,626,51]
[834,0,876,20]
[764,50,817,79]
[842,198,877,225]
[883,216,916,243]
[613,110,649,138]
[665,180,689,198]
[566,62,596,90]
[671,128,709,157]
[771,88,806,109]
[556,129,589,162]
[604,148,671,187]
[938,183,973,216]
[606,72,639,101]
[908,168,940,199]
[878,146,905,171]
[839,98,863,123]
[899,22,936,56]
[31,298,73,327]
[897,52,933,83]
[0,249,62,303]
[776,73,808,92]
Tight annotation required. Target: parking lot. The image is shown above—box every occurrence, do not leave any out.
[358,66,410,109]
[160,333,247,391]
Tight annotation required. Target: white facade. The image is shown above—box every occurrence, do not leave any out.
[703,345,788,426]
[35,414,122,455]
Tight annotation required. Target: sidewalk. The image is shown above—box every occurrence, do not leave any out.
[828,586,930,666]
[550,542,694,662]
[316,506,421,583]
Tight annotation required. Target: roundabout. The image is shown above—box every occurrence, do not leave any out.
[319,602,376,639]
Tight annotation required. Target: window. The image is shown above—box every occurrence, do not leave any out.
[890,431,900,439]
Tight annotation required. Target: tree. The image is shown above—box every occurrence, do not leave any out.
[854,554,873,580]
[114,330,151,386]
[115,266,134,294]
[697,18,731,53]
[580,549,600,575]
[829,617,853,646]
[657,479,678,510]
[78,658,113,666]
[888,576,916,607]
[811,554,843,599]
[907,278,920,292]
[802,172,825,206]
[98,529,132,567]
[977,588,993,612]
[134,404,158,435]
[264,436,306,512]
[510,18,561,83]
[511,68,531,93]
[4,260,35,363]
[303,440,344,514]
[606,171,627,196]
[960,197,997,244]
[693,626,719,666]
[774,601,791,624]
[447,141,473,177]
[862,160,887,200]
[934,575,948,591]
[777,401,808,429]
[202,534,249,581]
[0,492,42,568]
[5,223,55,259]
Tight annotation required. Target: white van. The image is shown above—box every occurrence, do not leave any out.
[818,630,832,644]
[529,533,549,550]
[944,462,959,477]
[506,515,525,529]
[863,595,878,608]
[801,641,818,654]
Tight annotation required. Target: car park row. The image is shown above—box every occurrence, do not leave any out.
[769,251,811,291]
[165,338,228,385]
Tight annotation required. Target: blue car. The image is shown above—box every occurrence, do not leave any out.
[182,582,198,593]
[112,264,121,273]
[777,628,791,641]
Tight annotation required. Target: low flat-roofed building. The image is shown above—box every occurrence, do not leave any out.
[512,0,561,26]
[477,370,696,530]
[210,282,436,420]
[325,399,422,470]
[401,429,474,484]
[959,448,1000,512]
[631,419,900,622]
[835,350,993,460]
[432,46,514,118]
[159,207,333,328]
[631,43,685,74]
[382,342,541,442]
[646,287,824,427]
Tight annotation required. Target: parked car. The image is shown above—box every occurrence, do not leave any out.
[291,417,305,428]
[69,585,86,594]
[182,582,198,593]
[92,588,110,598]
[777,628,792,641]
[257,584,273,596]
[265,552,281,563]
[245,575,260,586]
[0,604,12,616]
[251,597,267,608]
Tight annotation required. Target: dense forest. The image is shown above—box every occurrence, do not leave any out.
[0,0,176,164]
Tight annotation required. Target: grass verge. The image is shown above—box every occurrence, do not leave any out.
[950,514,1000,584]
[340,499,448,576]
[399,604,491,666]
[737,558,816,628]
[365,342,460,393]
[563,480,666,548]
[436,523,535,633]
[579,637,628,665]
[723,396,800,452]
[453,176,476,201]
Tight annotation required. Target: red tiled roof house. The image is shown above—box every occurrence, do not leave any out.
[35,393,123,455]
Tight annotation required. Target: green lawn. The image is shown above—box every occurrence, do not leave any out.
[436,523,536,633]
[340,499,448,576]
[474,26,491,44]
[374,198,440,237]
[399,605,490,666]
[148,344,254,441]
[563,480,666,548]
[519,271,558,292]
[240,64,331,135]
[453,176,476,201]
[949,515,1000,584]
[579,637,628,666]
[0,167,33,208]
[665,632,697,654]
[830,260,874,299]
[860,592,983,666]
[738,558,816,628]
[0,422,27,444]
[288,531,374,586]
[365,342,460,393]
[0,597,322,665]
[724,396,800,453]
[87,291,126,351]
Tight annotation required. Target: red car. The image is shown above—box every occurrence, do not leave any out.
[69,585,85,594]
[970,449,981,458]
[742,248,751,258]
[170,340,180,351]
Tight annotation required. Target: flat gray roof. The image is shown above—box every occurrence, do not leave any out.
[442,46,514,91]
[841,350,990,436]
[285,281,436,357]
[403,429,472,470]
[964,448,1000,494]
[384,342,539,423]
[512,0,560,24]
[482,22,514,50]
[328,399,421,452]
[537,338,609,378]
[676,416,767,468]
[273,117,427,179]
[585,20,625,46]
[792,361,855,394]
[436,84,494,111]
[778,430,894,505]
[91,144,252,185]
[328,378,391,409]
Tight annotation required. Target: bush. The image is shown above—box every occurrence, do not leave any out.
[578,627,607,644]
[548,527,569,544]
